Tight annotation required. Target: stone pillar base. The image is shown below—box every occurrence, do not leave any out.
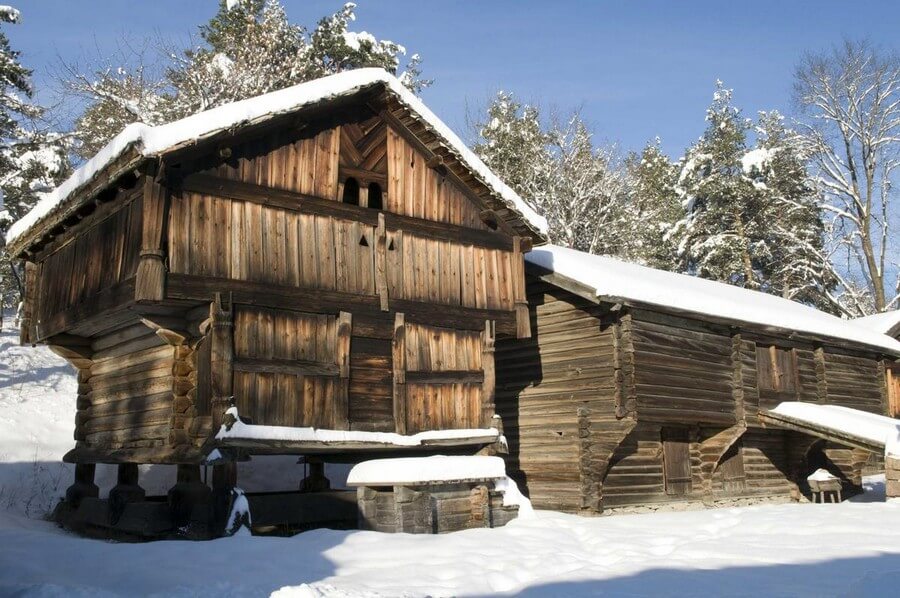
[885,456,900,499]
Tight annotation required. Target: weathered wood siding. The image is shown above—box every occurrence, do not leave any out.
[823,353,885,414]
[629,311,736,425]
[77,328,174,451]
[348,314,394,432]
[495,279,617,512]
[35,195,142,337]
[386,128,489,229]
[402,323,484,433]
[231,306,344,428]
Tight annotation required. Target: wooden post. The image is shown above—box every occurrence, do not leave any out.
[814,347,828,403]
[375,213,389,311]
[209,294,234,431]
[65,463,99,508]
[167,464,211,527]
[481,319,496,428]
[392,312,407,434]
[512,237,531,339]
[19,260,38,345]
[211,461,237,536]
[108,463,145,520]
[135,166,169,303]
[334,311,352,430]
[299,460,331,493]
[731,331,745,423]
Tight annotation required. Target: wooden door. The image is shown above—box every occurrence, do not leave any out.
[392,316,486,434]
[662,428,693,496]
[719,443,746,494]
[887,364,900,417]
[231,306,351,429]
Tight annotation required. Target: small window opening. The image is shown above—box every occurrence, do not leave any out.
[388,238,395,251]
[359,235,369,247]
[342,177,360,206]
[368,182,383,210]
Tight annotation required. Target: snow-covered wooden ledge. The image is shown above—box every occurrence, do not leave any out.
[215,407,500,453]
[759,402,898,454]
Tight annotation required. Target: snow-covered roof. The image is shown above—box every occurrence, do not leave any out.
[526,244,900,355]
[346,455,507,486]
[768,402,900,456]
[7,68,548,251]
[855,311,900,338]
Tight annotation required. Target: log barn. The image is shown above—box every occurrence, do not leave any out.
[496,245,900,513]
[5,69,546,537]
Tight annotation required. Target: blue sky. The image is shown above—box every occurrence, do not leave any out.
[9,1,900,158]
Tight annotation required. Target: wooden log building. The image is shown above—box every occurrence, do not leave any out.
[496,245,900,513]
[6,70,545,537]
[8,69,900,537]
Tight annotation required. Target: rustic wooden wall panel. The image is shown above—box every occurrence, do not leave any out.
[495,280,618,512]
[232,306,342,428]
[629,313,736,425]
[399,322,485,433]
[386,128,488,230]
[349,315,394,432]
[36,195,142,327]
[79,331,173,450]
[823,353,885,414]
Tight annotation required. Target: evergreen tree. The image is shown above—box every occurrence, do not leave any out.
[0,6,70,315]
[67,0,429,156]
[474,92,635,255]
[672,82,769,288]
[672,82,832,307]
[625,138,681,269]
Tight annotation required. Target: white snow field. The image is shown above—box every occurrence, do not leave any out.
[3,321,900,597]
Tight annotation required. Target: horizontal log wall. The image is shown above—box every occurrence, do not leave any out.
[36,194,142,333]
[629,311,737,425]
[823,353,885,414]
[495,280,617,512]
[78,329,174,451]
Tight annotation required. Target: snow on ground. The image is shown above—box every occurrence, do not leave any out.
[0,478,899,596]
[4,319,900,596]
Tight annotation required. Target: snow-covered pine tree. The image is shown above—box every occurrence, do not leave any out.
[672,83,832,308]
[624,138,682,270]
[750,111,836,311]
[672,82,769,289]
[473,92,635,255]
[0,6,70,316]
[67,0,429,156]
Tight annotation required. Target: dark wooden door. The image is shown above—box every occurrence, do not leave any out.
[719,443,746,494]
[662,428,692,496]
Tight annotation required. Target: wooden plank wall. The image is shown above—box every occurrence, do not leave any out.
[629,311,736,425]
[823,353,884,414]
[348,314,394,432]
[403,323,483,433]
[79,328,174,450]
[231,307,340,428]
[170,193,377,296]
[386,128,488,230]
[36,195,142,327]
[203,128,340,199]
[495,280,617,512]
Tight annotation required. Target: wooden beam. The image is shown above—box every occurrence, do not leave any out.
[334,311,352,430]
[392,312,407,434]
[135,168,169,302]
[405,370,485,384]
[209,293,234,434]
[375,213,389,311]
[233,357,339,377]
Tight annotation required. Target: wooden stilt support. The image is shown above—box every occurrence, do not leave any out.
[299,459,331,493]
[108,463,145,523]
[65,463,99,508]
[167,464,211,527]
[211,462,238,536]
